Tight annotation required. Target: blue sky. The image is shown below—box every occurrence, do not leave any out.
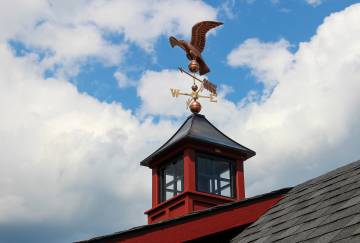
[1,0,360,242]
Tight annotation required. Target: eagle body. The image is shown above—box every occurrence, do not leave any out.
[169,21,223,75]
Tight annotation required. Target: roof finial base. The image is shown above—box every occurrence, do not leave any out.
[190,100,201,114]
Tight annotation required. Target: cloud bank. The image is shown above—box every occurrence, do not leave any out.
[225,3,360,192]
[0,0,217,242]
[0,42,182,242]
[2,0,217,78]
[1,1,360,243]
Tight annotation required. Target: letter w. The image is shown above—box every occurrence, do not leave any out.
[170,88,180,97]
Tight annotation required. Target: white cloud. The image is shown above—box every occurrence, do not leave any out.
[78,0,218,51]
[242,0,325,7]
[0,0,217,80]
[220,0,237,19]
[0,0,48,41]
[136,69,238,119]
[228,38,294,90]
[137,70,190,117]
[224,3,360,194]
[114,70,136,88]
[20,22,127,78]
[0,1,218,241]
[0,43,181,240]
[306,0,324,7]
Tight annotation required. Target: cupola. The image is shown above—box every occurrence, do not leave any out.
[140,114,255,224]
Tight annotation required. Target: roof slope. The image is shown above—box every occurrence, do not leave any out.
[75,188,291,243]
[232,160,360,243]
[140,114,255,166]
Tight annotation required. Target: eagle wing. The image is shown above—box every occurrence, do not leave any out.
[190,21,223,53]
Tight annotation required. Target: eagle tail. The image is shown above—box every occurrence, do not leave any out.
[198,57,210,76]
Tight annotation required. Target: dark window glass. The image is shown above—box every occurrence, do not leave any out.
[196,154,235,198]
[159,156,184,202]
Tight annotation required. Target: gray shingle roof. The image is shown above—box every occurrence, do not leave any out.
[140,114,255,167]
[231,160,360,243]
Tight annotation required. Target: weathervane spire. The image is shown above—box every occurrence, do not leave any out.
[169,20,222,114]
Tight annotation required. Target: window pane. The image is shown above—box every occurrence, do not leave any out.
[220,169,230,179]
[166,174,174,184]
[166,191,173,200]
[196,154,235,198]
[166,181,174,190]
[159,155,184,203]
[221,186,231,197]
[177,179,182,191]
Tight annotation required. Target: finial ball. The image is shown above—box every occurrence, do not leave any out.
[190,100,201,114]
[188,60,199,73]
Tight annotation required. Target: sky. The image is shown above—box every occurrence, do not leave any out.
[1,0,360,242]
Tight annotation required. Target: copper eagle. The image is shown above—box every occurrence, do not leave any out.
[169,21,223,75]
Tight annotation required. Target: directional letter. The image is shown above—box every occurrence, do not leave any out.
[170,88,181,97]
[210,93,217,102]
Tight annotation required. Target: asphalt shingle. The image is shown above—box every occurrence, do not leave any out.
[232,160,360,243]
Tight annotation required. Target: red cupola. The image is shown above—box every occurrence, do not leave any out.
[140,114,255,224]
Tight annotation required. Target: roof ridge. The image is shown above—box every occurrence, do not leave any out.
[186,113,197,136]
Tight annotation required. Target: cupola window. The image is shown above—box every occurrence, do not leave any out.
[159,156,184,202]
[196,153,235,198]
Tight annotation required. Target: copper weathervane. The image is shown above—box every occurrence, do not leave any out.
[169,20,222,114]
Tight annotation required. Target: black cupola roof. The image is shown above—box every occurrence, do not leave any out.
[140,114,255,167]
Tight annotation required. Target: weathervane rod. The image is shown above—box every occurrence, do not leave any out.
[178,67,203,84]
[178,67,217,95]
